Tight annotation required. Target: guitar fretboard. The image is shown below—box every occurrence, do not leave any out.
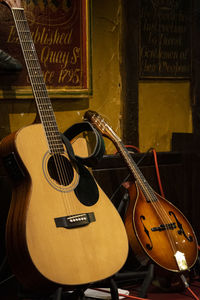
[12,8,64,154]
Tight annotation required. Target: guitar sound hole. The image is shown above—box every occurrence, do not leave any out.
[47,154,74,186]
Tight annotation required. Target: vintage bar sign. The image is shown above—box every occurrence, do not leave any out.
[0,0,91,98]
[139,0,191,79]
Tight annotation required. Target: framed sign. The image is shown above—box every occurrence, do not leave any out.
[139,0,192,79]
[0,0,91,98]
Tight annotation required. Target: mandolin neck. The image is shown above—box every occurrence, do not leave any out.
[11,7,64,154]
[112,135,155,199]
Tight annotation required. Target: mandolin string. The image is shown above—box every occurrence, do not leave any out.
[131,155,189,257]
[107,130,179,258]
[92,112,178,250]
[92,115,176,247]
[121,143,190,260]
[118,142,179,254]
[13,8,75,214]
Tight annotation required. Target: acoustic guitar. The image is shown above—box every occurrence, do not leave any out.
[0,1,128,290]
[84,110,198,273]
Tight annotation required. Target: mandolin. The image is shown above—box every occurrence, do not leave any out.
[0,0,128,290]
[84,110,198,273]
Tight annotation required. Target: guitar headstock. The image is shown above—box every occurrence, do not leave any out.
[84,110,121,142]
[0,0,22,9]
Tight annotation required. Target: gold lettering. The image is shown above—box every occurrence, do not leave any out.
[58,69,69,83]
[41,46,50,68]
[32,26,41,44]
[30,27,73,46]
[44,70,55,84]
[41,46,70,69]
[64,29,72,44]
[71,47,80,64]
[58,68,80,84]
[7,26,19,43]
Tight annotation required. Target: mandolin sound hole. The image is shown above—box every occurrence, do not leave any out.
[47,154,74,186]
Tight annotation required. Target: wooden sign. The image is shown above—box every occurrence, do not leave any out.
[0,0,91,98]
[139,0,191,79]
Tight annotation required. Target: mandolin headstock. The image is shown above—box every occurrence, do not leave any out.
[84,110,121,142]
[0,0,22,9]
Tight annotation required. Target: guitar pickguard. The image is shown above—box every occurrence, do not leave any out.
[42,151,99,206]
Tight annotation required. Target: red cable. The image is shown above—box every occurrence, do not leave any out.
[152,148,165,198]
[186,286,200,300]
[124,145,141,153]
[92,288,151,300]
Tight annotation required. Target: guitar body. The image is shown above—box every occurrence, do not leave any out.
[0,123,128,290]
[125,181,198,271]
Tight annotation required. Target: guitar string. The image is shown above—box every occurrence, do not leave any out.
[40,3,72,194]
[13,8,76,215]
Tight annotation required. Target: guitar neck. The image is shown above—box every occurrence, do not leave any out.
[12,7,63,153]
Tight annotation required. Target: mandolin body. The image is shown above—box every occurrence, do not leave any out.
[0,123,128,290]
[125,181,198,272]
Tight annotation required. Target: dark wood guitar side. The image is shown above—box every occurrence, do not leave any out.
[84,110,198,273]
[0,1,128,291]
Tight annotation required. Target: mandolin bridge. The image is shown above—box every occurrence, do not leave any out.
[54,212,96,229]
[151,222,176,232]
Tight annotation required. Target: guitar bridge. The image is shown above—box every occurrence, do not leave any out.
[54,212,96,229]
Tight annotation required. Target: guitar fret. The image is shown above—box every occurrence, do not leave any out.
[41,115,55,120]
[48,141,62,145]
[20,40,33,44]
[20,39,34,43]
[46,134,60,138]
[17,30,30,33]
[33,89,48,94]
[24,50,35,53]
[26,58,38,61]
[22,45,35,51]
[31,77,44,81]
[33,87,47,91]
[43,124,57,129]
[46,135,61,140]
[12,8,64,153]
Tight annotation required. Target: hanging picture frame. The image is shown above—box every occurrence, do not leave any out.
[0,0,91,99]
